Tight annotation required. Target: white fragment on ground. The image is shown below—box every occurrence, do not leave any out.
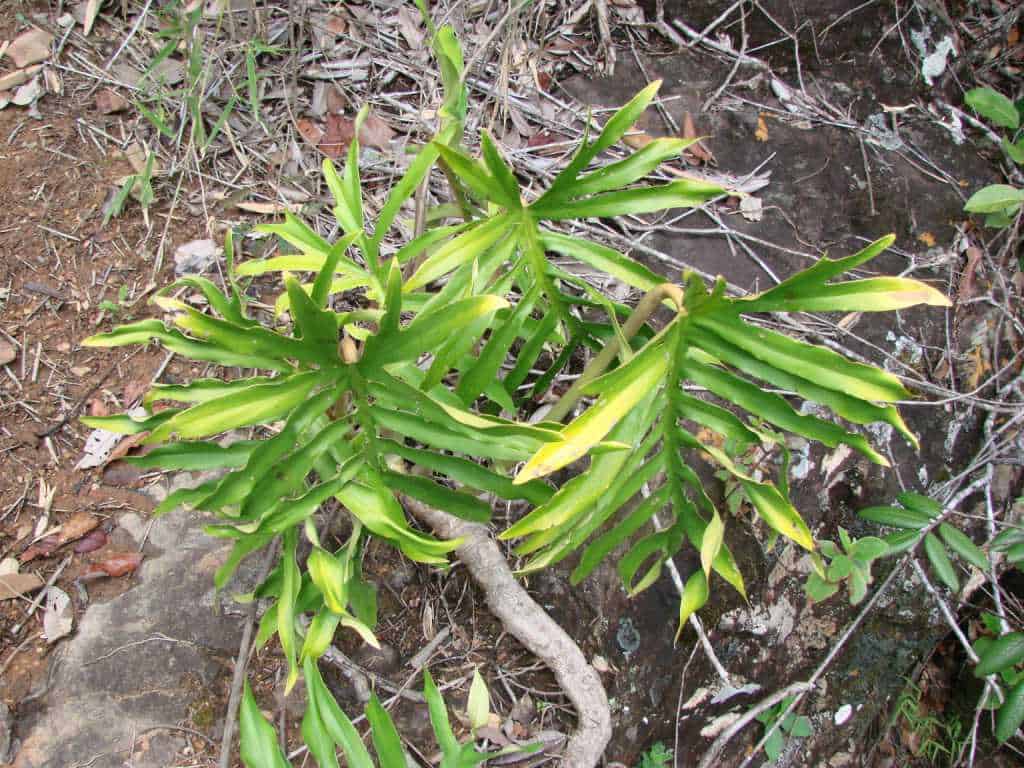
[739,195,763,222]
[921,37,956,85]
[834,703,853,726]
[911,27,956,86]
[787,437,812,481]
[821,443,853,484]
[718,595,796,643]
[12,77,43,107]
[700,711,741,739]
[174,238,221,275]
[710,682,762,705]
[885,331,924,367]
[682,686,710,710]
[42,586,73,643]
[76,405,147,470]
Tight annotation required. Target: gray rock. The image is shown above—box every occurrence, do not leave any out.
[12,481,246,768]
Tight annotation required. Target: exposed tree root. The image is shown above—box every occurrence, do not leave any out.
[404,497,612,768]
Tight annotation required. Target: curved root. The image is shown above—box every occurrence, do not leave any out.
[405,498,612,768]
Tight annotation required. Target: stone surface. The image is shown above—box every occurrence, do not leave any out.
[12,478,243,768]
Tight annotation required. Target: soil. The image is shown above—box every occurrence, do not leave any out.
[1,1,1021,768]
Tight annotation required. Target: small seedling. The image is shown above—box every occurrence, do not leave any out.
[637,741,672,768]
[805,527,888,605]
[755,696,812,763]
[962,87,1024,228]
[98,284,130,317]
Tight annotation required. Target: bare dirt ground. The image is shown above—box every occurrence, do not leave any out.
[1,1,1022,767]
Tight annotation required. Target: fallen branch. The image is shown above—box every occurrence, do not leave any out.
[403,497,611,768]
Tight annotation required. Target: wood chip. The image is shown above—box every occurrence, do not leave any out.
[95,88,128,114]
[0,572,44,600]
[0,338,15,366]
[82,0,102,36]
[6,28,54,68]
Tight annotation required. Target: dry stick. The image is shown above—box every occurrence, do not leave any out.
[732,473,991,768]
[546,283,685,423]
[403,496,611,768]
[218,542,280,768]
[696,681,813,768]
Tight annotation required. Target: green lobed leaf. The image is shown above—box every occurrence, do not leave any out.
[531,179,725,221]
[145,370,330,444]
[696,315,911,403]
[539,79,663,204]
[239,680,290,768]
[304,657,375,768]
[366,694,406,768]
[423,669,459,759]
[514,340,668,484]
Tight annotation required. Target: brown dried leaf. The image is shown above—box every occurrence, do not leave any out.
[621,129,653,151]
[325,85,347,115]
[957,245,983,303]
[19,535,60,563]
[681,111,714,165]
[20,511,100,562]
[0,69,32,92]
[88,397,109,417]
[359,112,396,150]
[58,511,101,545]
[7,28,54,68]
[95,88,128,114]
[122,378,149,406]
[320,113,355,158]
[396,6,425,49]
[86,551,143,578]
[0,338,15,366]
[755,113,769,142]
[73,528,108,554]
[236,201,302,215]
[105,431,148,464]
[0,572,44,600]
[296,117,324,147]
[326,14,347,35]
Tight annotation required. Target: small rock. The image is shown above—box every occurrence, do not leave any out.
[834,703,853,726]
[273,676,308,718]
[174,239,221,276]
[352,642,399,675]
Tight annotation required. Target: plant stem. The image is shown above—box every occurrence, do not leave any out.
[546,283,685,423]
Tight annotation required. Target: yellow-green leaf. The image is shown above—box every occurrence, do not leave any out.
[675,570,709,642]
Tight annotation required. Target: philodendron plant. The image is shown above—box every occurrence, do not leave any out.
[80,16,950,766]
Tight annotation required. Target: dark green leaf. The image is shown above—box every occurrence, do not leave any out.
[975,633,1024,677]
